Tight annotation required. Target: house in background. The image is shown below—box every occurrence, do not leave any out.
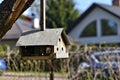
[67,0,120,45]
[0,15,39,50]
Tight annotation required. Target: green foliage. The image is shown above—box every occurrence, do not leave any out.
[46,0,80,30]
[71,44,78,51]
[0,44,9,57]
[0,45,3,52]
[108,77,114,80]
[3,44,9,52]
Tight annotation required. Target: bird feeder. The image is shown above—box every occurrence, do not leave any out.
[16,29,70,59]
[16,0,70,60]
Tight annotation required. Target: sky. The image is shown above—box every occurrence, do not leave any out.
[74,0,112,12]
[0,0,113,15]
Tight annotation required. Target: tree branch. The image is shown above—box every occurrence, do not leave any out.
[0,0,34,39]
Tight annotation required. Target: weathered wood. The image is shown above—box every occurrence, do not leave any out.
[0,0,34,39]
[40,0,46,31]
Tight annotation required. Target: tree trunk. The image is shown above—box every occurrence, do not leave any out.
[0,0,34,39]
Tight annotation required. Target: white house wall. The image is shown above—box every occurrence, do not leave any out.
[69,7,120,44]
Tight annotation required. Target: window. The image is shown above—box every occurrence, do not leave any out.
[101,19,117,36]
[80,21,97,37]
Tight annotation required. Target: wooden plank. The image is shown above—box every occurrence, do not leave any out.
[21,56,54,60]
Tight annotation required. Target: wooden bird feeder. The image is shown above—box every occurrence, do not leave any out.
[16,0,70,60]
[16,28,70,59]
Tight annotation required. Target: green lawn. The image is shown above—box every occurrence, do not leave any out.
[0,78,4,80]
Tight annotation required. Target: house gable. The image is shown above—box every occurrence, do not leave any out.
[67,3,120,34]
[68,5,120,44]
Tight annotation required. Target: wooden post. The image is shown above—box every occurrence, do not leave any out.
[50,66,54,80]
[40,0,46,31]
[47,60,54,80]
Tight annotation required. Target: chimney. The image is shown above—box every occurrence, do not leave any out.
[112,0,120,6]
[40,0,46,31]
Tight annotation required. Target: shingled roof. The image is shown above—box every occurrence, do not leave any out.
[3,19,34,40]
[16,28,70,46]
[66,3,120,33]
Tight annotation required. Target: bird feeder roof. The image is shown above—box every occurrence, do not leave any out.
[16,28,70,46]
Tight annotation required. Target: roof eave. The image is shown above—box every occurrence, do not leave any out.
[62,29,71,45]
[97,5,120,19]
